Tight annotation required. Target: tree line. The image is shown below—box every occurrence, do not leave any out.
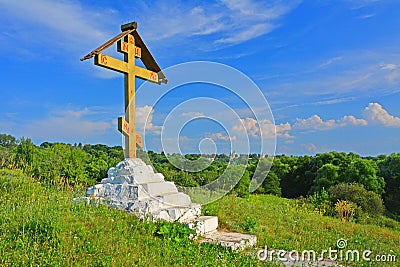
[0,133,399,225]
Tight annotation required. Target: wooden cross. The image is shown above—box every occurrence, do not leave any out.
[81,22,166,158]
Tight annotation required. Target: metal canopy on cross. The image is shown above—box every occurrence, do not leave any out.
[81,22,167,158]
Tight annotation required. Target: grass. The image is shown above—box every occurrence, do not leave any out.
[0,168,398,266]
[203,193,400,266]
[0,169,266,267]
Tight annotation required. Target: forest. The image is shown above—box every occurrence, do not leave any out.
[0,133,399,228]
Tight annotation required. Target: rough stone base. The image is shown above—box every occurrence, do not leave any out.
[81,158,201,223]
[201,231,257,251]
[78,158,257,250]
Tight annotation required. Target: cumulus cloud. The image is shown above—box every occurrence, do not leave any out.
[364,102,400,127]
[293,114,367,131]
[136,105,163,134]
[302,143,318,152]
[294,115,336,131]
[208,132,236,141]
[232,117,292,139]
[340,115,368,126]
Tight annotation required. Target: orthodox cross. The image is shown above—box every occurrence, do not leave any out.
[81,22,167,158]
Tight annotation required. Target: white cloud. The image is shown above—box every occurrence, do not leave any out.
[302,143,317,152]
[0,0,114,56]
[318,56,343,69]
[136,105,163,134]
[232,117,292,139]
[364,102,400,127]
[340,115,368,126]
[208,132,236,141]
[357,13,375,19]
[138,0,299,45]
[268,51,400,102]
[215,23,274,44]
[312,97,355,106]
[181,112,204,118]
[294,114,367,131]
[275,122,292,138]
[380,63,397,70]
[294,115,336,131]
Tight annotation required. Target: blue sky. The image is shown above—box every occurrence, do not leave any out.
[0,0,400,156]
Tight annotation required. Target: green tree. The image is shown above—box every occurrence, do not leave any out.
[378,153,400,215]
[0,134,17,148]
[341,158,385,194]
[310,163,339,193]
[329,183,385,216]
[257,171,281,196]
[234,169,250,198]
[16,137,36,171]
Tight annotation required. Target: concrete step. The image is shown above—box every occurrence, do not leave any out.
[165,204,202,222]
[101,173,164,185]
[186,216,218,235]
[129,173,165,184]
[147,203,201,222]
[138,181,178,199]
[158,192,192,207]
[201,231,257,251]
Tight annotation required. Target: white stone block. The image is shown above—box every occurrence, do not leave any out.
[110,175,131,184]
[139,181,177,198]
[174,204,202,223]
[158,192,191,207]
[187,216,218,235]
[130,173,164,184]
[154,173,165,181]
[157,210,171,221]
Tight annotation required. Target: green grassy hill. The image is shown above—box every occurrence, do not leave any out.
[0,169,398,266]
[204,194,399,266]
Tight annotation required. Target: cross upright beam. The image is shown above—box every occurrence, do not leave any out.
[83,22,165,158]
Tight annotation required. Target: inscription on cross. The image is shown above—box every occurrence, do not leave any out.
[81,22,166,158]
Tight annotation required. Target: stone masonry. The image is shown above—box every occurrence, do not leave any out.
[81,158,256,250]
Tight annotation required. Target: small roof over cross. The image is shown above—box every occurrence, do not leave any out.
[81,22,166,158]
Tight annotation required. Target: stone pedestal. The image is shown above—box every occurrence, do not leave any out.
[81,158,256,250]
[85,158,201,222]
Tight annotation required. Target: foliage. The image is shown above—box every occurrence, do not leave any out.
[155,221,195,243]
[335,200,356,222]
[377,153,400,215]
[329,183,385,217]
[341,157,385,194]
[233,169,250,198]
[204,194,400,267]
[299,188,332,216]
[0,137,124,188]
[0,133,17,148]
[0,133,399,222]
[257,171,282,196]
[310,163,339,193]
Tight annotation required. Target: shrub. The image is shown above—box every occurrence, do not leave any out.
[329,182,385,217]
[304,188,333,215]
[335,200,356,222]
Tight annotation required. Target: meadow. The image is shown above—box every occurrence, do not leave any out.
[0,168,398,266]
